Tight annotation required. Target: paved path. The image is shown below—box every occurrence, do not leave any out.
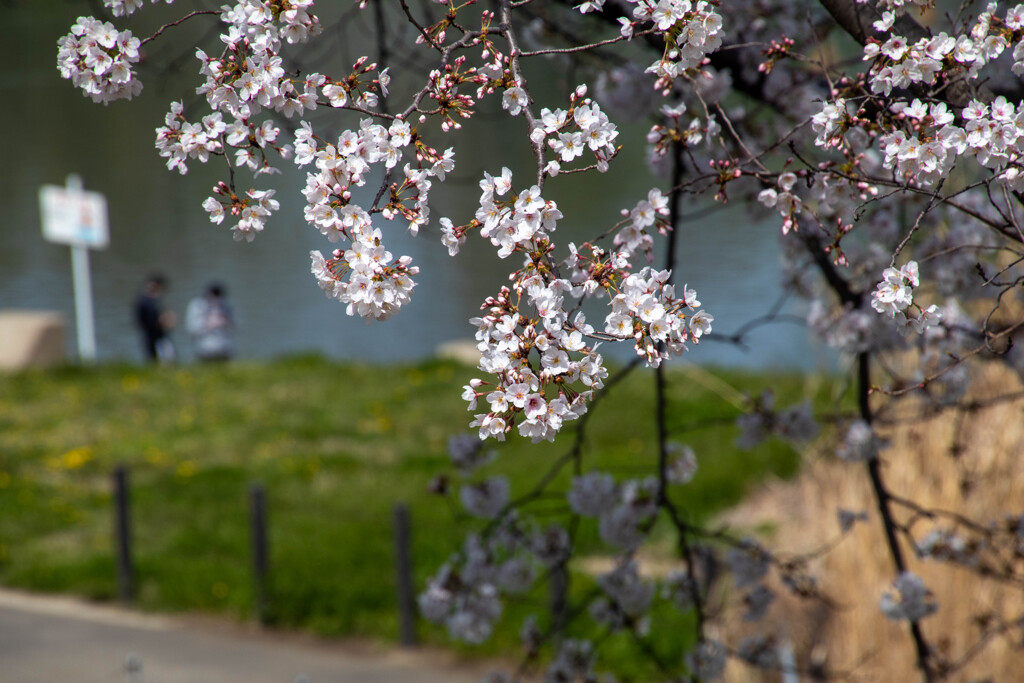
[0,589,487,683]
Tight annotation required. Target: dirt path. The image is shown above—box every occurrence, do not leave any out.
[0,588,489,683]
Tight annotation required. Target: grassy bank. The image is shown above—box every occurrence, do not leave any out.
[0,354,832,673]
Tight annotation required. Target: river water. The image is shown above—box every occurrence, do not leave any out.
[1,3,825,369]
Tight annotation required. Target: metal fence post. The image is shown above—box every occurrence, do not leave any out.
[113,465,133,604]
[393,503,417,646]
[250,483,269,624]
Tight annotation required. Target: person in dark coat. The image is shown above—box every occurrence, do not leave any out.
[134,273,176,362]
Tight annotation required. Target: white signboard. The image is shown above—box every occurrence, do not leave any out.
[39,185,110,249]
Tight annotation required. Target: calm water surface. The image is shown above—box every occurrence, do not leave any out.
[1,4,826,370]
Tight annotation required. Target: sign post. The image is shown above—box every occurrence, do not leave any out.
[39,175,109,363]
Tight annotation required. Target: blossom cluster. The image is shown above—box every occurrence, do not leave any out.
[536,98,620,176]
[916,528,975,566]
[501,82,622,177]
[734,391,818,450]
[447,432,496,474]
[419,549,505,644]
[603,267,713,366]
[154,98,287,240]
[116,0,399,252]
[433,467,786,662]
[806,300,887,354]
[870,261,941,336]
[420,520,569,645]
[612,188,667,262]
[462,293,600,443]
[836,419,890,462]
[960,96,1024,189]
[570,474,659,550]
[155,100,287,181]
[460,476,511,519]
[471,168,563,259]
[457,172,708,442]
[915,514,1024,573]
[861,0,933,15]
[298,118,451,320]
[103,0,173,18]
[876,100,960,186]
[647,100,722,158]
[810,97,849,148]
[538,640,599,682]
[192,4,345,128]
[202,184,280,243]
[56,17,142,104]
[880,571,938,622]
[454,168,714,441]
[579,1,725,92]
[686,639,728,680]
[823,5,1024,192]
[591,560,655,630]
[873,95,1024,191]
[864,27,989,97]
[757,172,805,234]
[221,0,321,47]
[309,239,417,322]
[778,1,1024,208]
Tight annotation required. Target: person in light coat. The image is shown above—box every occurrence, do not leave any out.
[185,282,235,362]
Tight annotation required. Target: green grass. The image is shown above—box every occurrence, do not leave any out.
[0,354,838,679]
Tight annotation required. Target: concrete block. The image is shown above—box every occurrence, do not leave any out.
[435,339,479,365]
[0,310,67,370]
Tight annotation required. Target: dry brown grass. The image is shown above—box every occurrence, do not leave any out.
[718,361,1024,682]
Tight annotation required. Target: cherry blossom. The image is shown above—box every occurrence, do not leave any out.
[58,0,1024,678]
[881,572,939,622]
[57,17,141,103]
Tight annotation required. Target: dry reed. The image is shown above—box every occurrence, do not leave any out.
[718,361,1024,682]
